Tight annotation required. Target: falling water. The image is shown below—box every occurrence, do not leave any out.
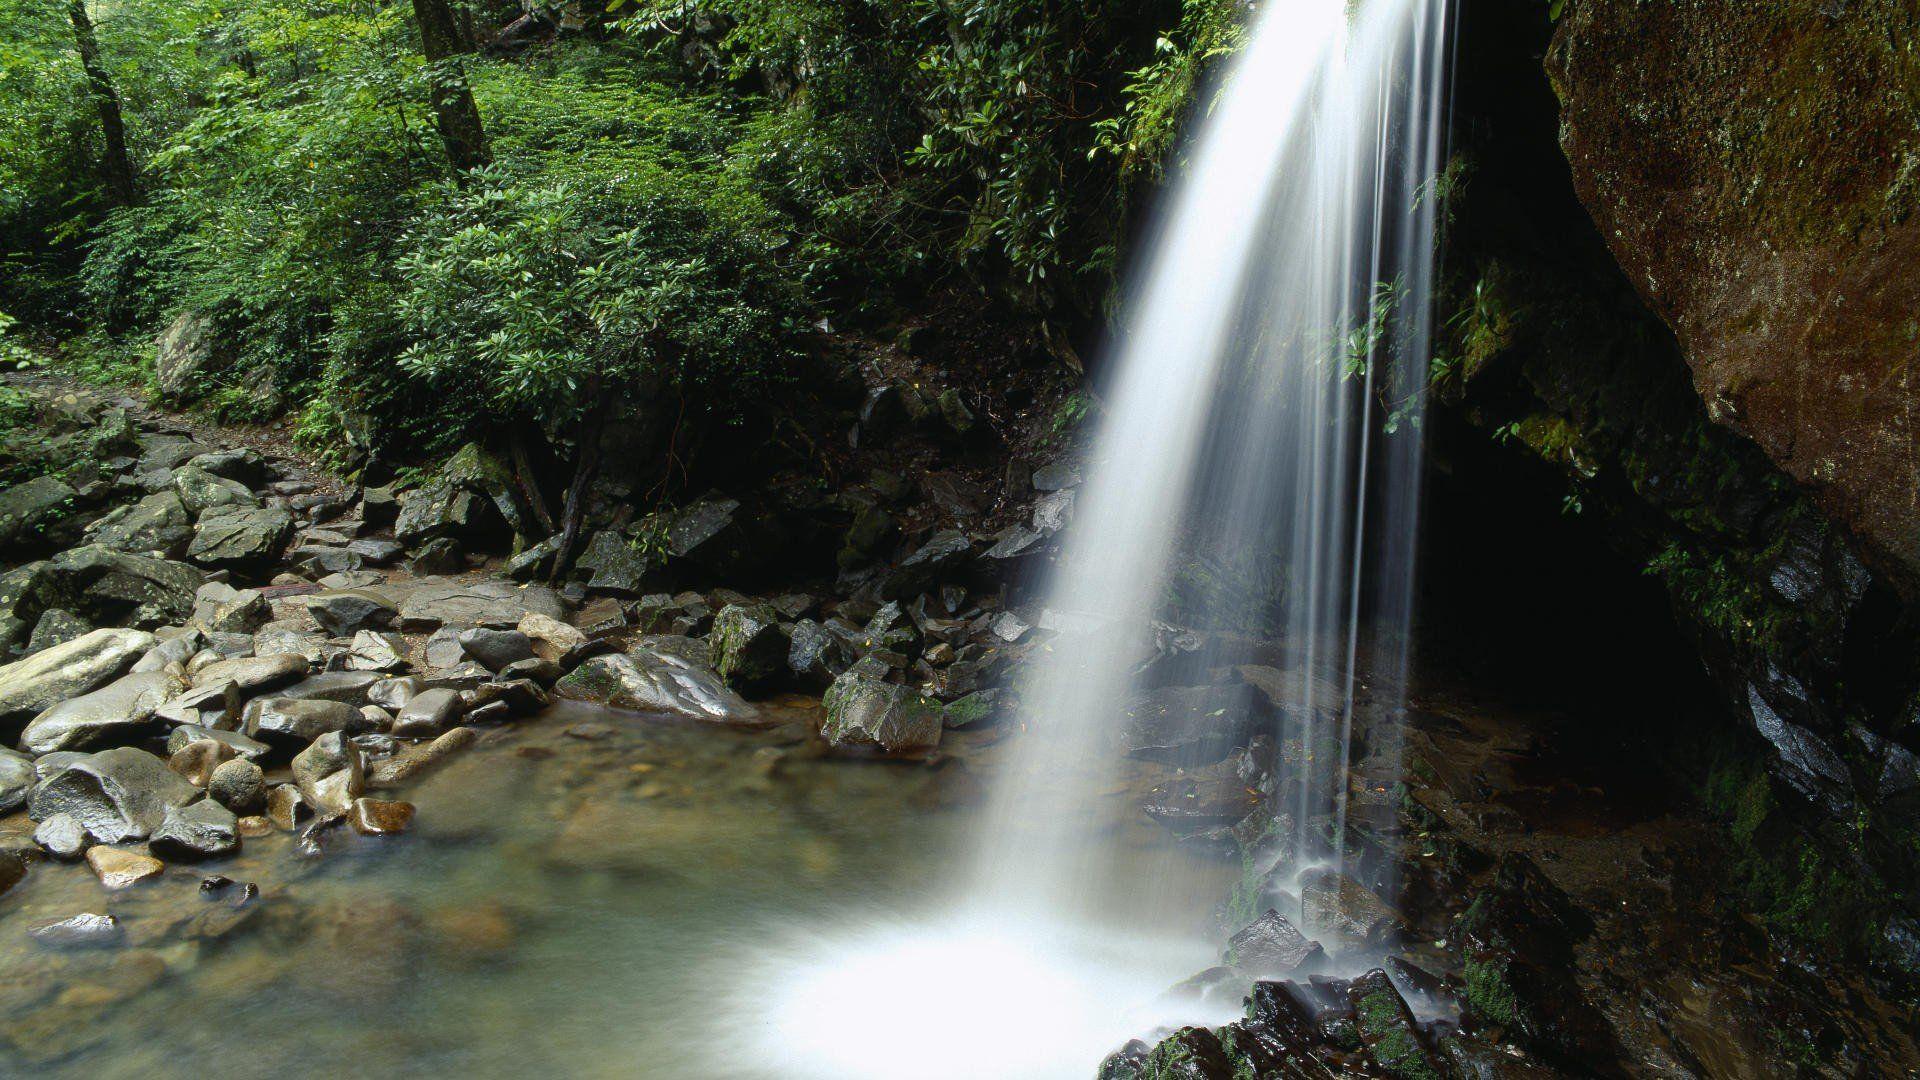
[754,0,1451,1073]
[974,0,1448,943]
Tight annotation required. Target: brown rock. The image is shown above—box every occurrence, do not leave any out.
[348,798,415,836]
[1549,2,1920,593]
[168,738,237,787]
[85,847,163,890]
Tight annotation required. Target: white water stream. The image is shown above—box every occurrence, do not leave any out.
[754,0,1452,1073]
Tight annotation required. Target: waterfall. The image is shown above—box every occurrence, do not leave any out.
[974,0,1448,950]
[753,0,1451,1074]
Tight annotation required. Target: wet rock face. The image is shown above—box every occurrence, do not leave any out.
[27,748,199,844]
[1549,0,1920,595]
[553,649,758,724]
[820,670,942,755]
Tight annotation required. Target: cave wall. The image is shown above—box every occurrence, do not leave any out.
[1432,0,1920,963]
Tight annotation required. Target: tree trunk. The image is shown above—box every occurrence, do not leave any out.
[411,0,490,175]
[550,389,611,583]
[66,0,136,206]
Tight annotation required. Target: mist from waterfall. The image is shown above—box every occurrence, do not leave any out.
[752,0,1451,1074]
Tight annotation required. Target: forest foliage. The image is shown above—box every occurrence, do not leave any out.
[0,0,1247,465]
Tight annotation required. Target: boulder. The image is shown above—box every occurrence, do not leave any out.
[553,649,758,724]
[336,631,402,675]
[244,698,364,745]
[166,724,270,761]
[0,475,79,555]
[0,748,33,812]
[155,680,242,729]
[391,688,462,739]
[1346,969,1440,1079]
[457,628,535,672]
[394,479,490,549]
[1227,910,1327,977]
[33,813,88,860]
[292,731,364,813]
[880,529,972,600]
[191,582,269,634]
[83,491,195,559]
[188,504,294,568]
[155,310,215,404]
[303,589,397,636]
[787,619,854,687]
[45,546,203,629]
[1299,868,1402,951]
[406,537,465,576]
[20,669,189,755]
[574,530,652,594]
[0,628,155,727]
[25,609,92,655]
[396,580,567,632]
[516,611,594,667]
[171,465,257,515]
[709,603,790,690]
[192,652,307,693]
[820,671,942,755]
[27,747,198,844]
[148,799,240,861]
[207,757,266,813]
[167,737,236,785]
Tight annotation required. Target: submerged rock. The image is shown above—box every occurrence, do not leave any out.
[30,912,122,949]
[87,846,165,889]
[554,649,757,724]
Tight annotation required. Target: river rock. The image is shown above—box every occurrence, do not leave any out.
[33,813,88,860]
[517,611,594,667]
[148,799,240,861]
[457,628,534,672]
[787,619,854,686]
[367,727,477,786]
[820,671,942,755]
[367,676,423,711]
[348,798,415,836]
[0,475,78,556]
[881,529,973,600]
[28,748,198,844]
[244,698,363,744]
[191,581,269,634]
[277,670,382,705]
[50,546,205,628]
[20,669,189,755]
[187,504,293,568]
[392,688,462,738]
[171,465,257,515]
[207,758,266,813]
[346,631,409,673]
[498,657,563,686]
[1228,910,1327,977]
[0,748,33,813]
[575,530,651,594]
[167,724,270,761]
[87,846,165,889]
[710,603,790,689]
[30,912,122,949]
[553,649,758,724]
[1122,683,1268,767]
[292,731,364,813]
[25,609,92,655]
[167,737,236,786]
[192,652,307,693]
[1299,868,1402,951]
[83,491,194,559]
[265,784,310,831]
[1348,968,1439,1079]
[304,589,396,635]
[396,580,568,632]
[0,628,155,726]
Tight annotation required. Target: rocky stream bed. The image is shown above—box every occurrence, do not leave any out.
[0,378,1914,1078]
